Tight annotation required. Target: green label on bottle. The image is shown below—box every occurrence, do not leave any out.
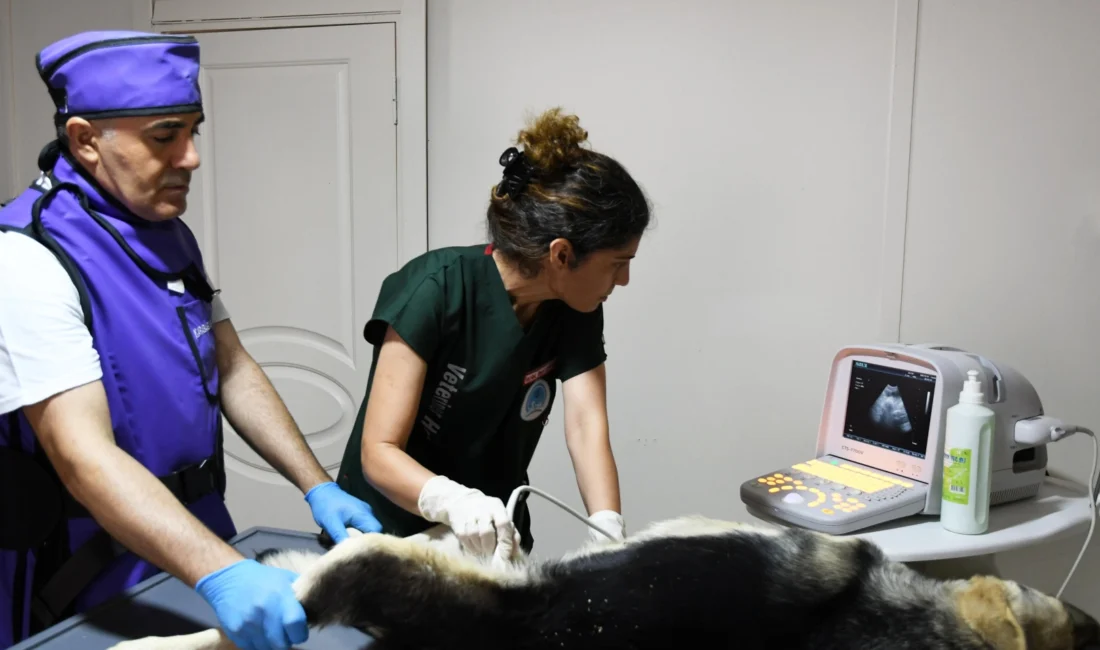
[942,448,971,505]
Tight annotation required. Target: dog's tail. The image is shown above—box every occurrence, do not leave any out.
[273,532,536,648]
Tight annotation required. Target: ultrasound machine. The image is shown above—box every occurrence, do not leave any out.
[740,344,1051,535]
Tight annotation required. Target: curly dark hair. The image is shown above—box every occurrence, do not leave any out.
[486,108,651,277]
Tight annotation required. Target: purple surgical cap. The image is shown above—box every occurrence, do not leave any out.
[36,30,202,126]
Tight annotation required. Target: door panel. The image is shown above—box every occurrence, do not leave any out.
[183,23,398,533]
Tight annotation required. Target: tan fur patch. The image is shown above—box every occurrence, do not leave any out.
[955,576,1027,650]
[999,580,1074,649]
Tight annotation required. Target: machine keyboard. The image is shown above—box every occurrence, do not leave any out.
[745,457,923,521]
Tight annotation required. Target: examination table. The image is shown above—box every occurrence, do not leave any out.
[10,527,376,649]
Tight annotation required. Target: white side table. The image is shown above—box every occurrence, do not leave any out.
[750,476,1094,580]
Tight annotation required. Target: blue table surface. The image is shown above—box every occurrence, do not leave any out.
[10,526,376,650]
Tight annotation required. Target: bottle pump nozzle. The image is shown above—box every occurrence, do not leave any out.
[960,369,985,404]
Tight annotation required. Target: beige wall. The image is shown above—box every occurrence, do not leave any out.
[1,0,1097,618]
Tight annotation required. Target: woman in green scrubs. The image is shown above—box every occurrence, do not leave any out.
[336,107,651,557]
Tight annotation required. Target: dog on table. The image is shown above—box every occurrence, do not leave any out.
[109,516,1100,649]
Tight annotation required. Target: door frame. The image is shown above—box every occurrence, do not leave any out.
[131,0,428,267]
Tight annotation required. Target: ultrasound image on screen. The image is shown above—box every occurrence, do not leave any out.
[842,360,936,459]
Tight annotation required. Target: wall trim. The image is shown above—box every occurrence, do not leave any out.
[131,0,429,268]
[878,0,920,342]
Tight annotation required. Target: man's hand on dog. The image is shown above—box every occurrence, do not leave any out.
[195,559,308,650]
[304,481,383,543]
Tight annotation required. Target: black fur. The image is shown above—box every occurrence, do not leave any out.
[292,527,1001,650]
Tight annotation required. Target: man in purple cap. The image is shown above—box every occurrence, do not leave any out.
[0,31,382,650]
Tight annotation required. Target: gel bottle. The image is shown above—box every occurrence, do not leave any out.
[940,369,995,534]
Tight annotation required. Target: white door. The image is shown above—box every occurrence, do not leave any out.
[179,23,399,534]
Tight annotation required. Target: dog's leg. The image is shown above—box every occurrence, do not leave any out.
[107,628,232,650]
[289,531,527,646]
[109,529,519,650]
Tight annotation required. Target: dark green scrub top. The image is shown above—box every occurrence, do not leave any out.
[337,244,607,550]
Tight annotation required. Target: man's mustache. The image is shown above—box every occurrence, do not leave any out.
[161,173,191,188]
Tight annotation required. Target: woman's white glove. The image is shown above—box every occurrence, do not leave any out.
[417,475,516,557]
[586,510,626,545]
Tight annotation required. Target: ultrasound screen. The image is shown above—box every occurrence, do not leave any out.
[842,360,936,459]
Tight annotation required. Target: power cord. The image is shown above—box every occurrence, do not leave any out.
[506,485,619,541]
[1048,425,1098,599]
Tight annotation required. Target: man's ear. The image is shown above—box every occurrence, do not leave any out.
[63,117,101,166]
[955,576,1026,650]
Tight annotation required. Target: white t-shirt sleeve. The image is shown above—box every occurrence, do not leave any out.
[0,232,103,414]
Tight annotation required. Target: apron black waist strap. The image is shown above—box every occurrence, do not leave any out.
[30,453,224,631]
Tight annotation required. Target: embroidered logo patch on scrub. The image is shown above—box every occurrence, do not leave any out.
[520,378,551,422]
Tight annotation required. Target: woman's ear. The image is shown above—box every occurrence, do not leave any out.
[547,238,575,270]
[955,576,1026,650]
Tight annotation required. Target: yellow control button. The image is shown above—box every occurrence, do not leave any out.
[822,509,834,515]
[757,478,768,483]
[796,486,807,491]
[793,480,803,485]
[773,473,783,478]
[769,488,780,493]
[847,498,860,504]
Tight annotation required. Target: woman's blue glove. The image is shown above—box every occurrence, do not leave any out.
[194,559,308,650]
[304,481,383,543]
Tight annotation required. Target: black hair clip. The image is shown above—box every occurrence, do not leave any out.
[497,146,533,198]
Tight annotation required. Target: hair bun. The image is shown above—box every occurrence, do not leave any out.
[515,107,589,174]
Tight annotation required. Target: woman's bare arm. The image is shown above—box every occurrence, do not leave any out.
[358,325,437,514]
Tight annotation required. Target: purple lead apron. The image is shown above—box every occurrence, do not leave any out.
[0,148,236,647]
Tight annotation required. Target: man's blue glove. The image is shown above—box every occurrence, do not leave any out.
[195,559,308,650]
[304,481,383,543]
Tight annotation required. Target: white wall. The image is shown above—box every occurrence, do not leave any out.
[2,0,1097,620]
